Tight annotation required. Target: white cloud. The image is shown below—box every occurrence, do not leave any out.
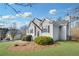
[16,12,32,18]
[13,22,25,29]
[2,15,15,20]
[49,9,57,15]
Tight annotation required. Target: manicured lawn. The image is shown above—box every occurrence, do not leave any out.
[0,40,79,56]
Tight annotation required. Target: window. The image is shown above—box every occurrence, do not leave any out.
[42,28,48,32]
[42,25,50,33]
[30,29,33,33]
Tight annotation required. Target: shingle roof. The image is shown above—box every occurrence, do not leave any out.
[28,18,69,30]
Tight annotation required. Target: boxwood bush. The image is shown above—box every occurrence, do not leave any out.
[22,35,32,41]
[34,36,54,45]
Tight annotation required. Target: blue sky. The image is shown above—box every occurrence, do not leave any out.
[0,3,79,28]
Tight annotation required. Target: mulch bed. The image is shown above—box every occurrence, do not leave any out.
[8,41,57,51]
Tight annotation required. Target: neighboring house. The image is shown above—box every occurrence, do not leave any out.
[27,18,69,41]
[5,31,12,40]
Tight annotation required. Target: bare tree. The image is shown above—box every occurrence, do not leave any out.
[20,25,27,39]
[9,23,17,40]
[65,6,79,40]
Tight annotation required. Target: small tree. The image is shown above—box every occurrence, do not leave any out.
[10,29,17,39]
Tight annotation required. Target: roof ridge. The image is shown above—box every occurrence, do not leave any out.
[35,18,42,21]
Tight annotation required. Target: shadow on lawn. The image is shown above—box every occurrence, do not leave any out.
[57,39,79,43]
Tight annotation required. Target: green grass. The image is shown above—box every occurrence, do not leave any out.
[0,41,79,56]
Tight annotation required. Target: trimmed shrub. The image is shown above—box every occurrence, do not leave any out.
[22,35,32,41]
[34,36,54,45]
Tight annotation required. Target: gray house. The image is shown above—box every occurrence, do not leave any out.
[27,18,69,41]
